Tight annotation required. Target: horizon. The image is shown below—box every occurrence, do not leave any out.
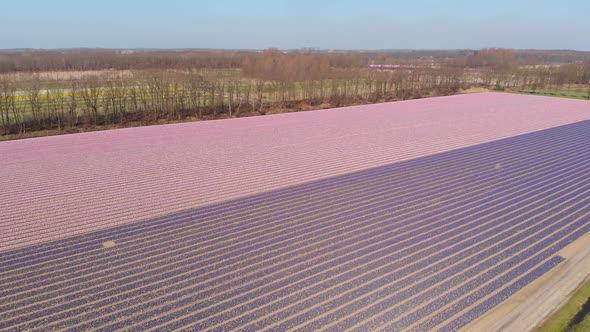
[1,47,590,52]
[1,0,589,51]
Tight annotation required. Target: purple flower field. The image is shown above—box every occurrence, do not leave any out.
[1,92,589,330]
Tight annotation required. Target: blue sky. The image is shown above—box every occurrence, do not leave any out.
[1,0,589,50]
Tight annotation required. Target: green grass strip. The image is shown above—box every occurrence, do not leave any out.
[518,90,590,101]
[535,278,590,332]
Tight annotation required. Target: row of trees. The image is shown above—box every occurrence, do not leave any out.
[0,66,468,135]
[0,49,364,74]
[1,49,589,137]
[3,49,590,74]
[0,50,246,73]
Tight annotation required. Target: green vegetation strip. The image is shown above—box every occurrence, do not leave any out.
[535,278,590,332]
[519,90,590,100]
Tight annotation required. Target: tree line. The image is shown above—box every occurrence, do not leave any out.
[3,48,590,74]
[0,67,466,136]
[1,49,589,138]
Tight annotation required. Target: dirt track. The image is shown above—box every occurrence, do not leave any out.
[463,231,590,331]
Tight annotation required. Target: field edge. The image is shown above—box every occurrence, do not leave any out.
[463,231,590,331]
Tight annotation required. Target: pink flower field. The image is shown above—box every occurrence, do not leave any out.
[1,92,589,252]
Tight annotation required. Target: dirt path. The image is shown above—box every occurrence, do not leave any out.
[463,231,590,331]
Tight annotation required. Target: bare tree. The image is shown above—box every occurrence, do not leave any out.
[26,82,43,128]
[52,87,68,131]
[226,80,235,117]
[1,81,23,135]
[106,80,127,124]
[147,76,166,121]
[45,89,58,130]
[80,79,102,125]
[128,83,140,116]
[186,74,204,119]
[237,81,251,117]
[67,83,79,127]
[0,80,11,134]
[255,80,266,115]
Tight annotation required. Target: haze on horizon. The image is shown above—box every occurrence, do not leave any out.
[1,0,589,51]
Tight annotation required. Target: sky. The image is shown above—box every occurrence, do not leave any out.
[1,0,589,50]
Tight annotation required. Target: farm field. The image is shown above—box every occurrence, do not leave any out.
[1,92,590,330]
